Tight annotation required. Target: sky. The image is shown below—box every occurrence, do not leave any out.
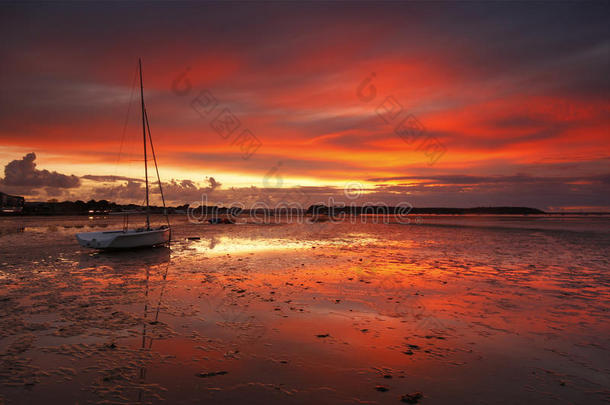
[0,1,608,211]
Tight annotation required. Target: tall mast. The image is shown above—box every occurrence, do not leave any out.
[139,58,150,229]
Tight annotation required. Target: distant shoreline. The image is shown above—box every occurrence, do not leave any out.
[2,198,609,216]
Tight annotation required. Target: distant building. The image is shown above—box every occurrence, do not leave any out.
[0,191,25,214]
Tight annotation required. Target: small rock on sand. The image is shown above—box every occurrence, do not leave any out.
[196,371,228,378]
[316,333,330,338]
[401,392,423,403]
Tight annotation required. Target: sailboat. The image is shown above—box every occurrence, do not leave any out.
[76,59,171,250]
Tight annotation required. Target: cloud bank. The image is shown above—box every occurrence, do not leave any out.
[0,153,80,197]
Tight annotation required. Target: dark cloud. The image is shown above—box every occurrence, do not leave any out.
[160,177,221,202]
[359,173,610,210]
[0,152,80,189]
[207,177,221,191]
[92,180,143,201]
[366,174,610,185]
[82,174,143,183]
[91,176,223,205]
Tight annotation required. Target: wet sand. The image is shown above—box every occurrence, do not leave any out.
[0,215,609,404]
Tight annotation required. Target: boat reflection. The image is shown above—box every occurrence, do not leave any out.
[77,246,171,272]
[138,257,171,403]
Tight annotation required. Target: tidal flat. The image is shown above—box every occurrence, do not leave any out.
[0,215,609,404]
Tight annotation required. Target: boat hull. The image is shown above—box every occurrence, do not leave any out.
[76,227,170,249]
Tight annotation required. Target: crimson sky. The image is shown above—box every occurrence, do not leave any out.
[0,2,608,210]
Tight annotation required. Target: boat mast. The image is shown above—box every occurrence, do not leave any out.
[139,58,150,230]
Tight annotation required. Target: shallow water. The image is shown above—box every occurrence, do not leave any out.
[0,215,609,404]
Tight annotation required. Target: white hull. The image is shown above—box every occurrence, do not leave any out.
[76,227,170,249]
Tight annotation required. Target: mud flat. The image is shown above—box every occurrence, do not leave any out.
[0,215,609,404]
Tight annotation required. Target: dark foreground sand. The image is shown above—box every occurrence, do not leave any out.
[0,215,609,404]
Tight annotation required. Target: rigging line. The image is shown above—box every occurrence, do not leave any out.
[110,60,138,204]
[113,60,139,179]
[144,108,171,232]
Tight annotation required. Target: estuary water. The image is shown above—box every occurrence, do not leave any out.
[0,215,609,404]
